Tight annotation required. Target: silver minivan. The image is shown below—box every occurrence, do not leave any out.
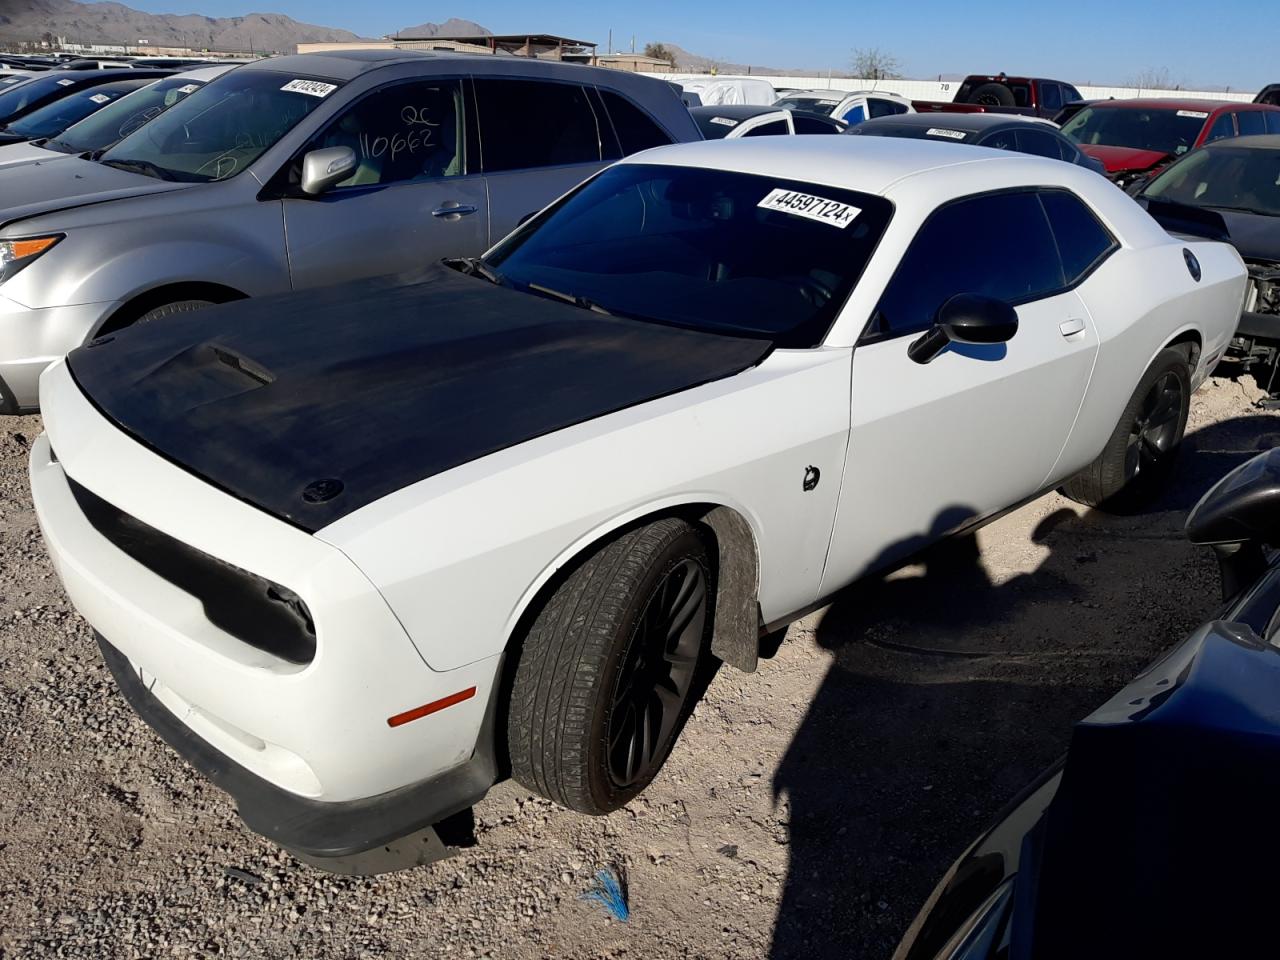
[0,50,700,411]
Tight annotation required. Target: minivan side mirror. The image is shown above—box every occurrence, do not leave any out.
[907,293,1019,365]
[300,146,356,196]
[1187,449,1280,599]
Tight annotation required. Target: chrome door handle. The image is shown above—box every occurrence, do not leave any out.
[432,203,478,220]
[1059,318,1086,337]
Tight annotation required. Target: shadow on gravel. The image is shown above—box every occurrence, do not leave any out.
[767,413,1278,960]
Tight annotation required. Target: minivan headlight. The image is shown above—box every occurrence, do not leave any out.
[0,235,62,283]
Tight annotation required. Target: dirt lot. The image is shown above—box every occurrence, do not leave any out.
[1,371,1277,960]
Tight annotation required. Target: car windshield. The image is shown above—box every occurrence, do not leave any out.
[775,95,838,116]
[1143,146,1280,217]
[45,75,209,155]
[1061,105,1206,157]
[485,163,894,348]
[98,69,339,182]
[0,73,80,123]
[2,79,149,140]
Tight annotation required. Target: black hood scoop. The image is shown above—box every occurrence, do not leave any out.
[68,264,772,532]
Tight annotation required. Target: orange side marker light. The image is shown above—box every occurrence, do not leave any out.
[387,686,477,728]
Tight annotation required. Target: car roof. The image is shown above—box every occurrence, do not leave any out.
[1205,134,1280,150]
[624,135,1044,195]
[691,104,785,120]
[174,63,238,82]
[854,112,1045,134]
[1085,98,1251,112]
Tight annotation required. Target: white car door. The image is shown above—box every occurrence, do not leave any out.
[821,188,1116,594]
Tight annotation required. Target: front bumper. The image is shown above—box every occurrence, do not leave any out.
[98,633,497,860]
[0,293,113,411]
[31,362,503,852]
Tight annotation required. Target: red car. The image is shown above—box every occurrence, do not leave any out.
[1061,98,1280,188]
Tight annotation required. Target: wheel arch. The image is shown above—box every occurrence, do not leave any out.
[94,281,249,337]
[500,498,765,674]
[1163,327,1203,369]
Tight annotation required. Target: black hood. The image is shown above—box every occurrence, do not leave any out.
[67,264,772,532]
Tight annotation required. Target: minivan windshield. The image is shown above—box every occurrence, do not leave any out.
[98,69,340,182]
[1143,145,1280,217]
[485,163,894,347]
[1062,105,1205,157]
[45,75,211,155]
[1,78,151,141]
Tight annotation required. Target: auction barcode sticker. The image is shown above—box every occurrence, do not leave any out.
[88,93,110,104]
[709,116,738,127]
[1176,110,1209,118]
[57,78,74,86]
[926,127,967,140]
[280,79,337,98]
[177,83,200,94]
[758,189,860,228]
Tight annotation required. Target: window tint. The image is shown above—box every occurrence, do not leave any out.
[1041,83,1063,112]
[872,192,1064,337]
[1268,112,1280,135]
[1237,110,1267,137]
[1064,85,1082,103]
[982,129,1017,151]
[792,115,841,134]
[1015,128,1062,159]
[1205,113,1235,144]
[598,89,672,155]
[742,118,789,137]
[475,79,603,172]
[309,80,463,189]
[1040,190,1115,282]
[869,97,906,118]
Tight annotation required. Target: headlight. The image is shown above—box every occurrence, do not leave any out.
[0,235,62,283]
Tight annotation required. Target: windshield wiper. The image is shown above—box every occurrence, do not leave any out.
[526,282,614,316]
[1205,204,1276,217]
[447,256,508,287]
[99,157,173,181]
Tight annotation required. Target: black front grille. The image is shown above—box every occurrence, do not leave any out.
[67,476,316,664]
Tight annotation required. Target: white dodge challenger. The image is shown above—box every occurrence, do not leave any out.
[30,137,1245,871]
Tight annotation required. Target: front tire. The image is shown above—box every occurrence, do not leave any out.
[134,299,213,325]
[507,518,714,815]
[1061,347,1192,509]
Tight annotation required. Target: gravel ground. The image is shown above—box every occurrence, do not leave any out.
[1,371,1277,960]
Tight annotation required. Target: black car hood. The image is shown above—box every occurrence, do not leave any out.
[67,264,772,532]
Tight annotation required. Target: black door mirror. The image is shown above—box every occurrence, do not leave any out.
[1187,448,1280,599]
[907,293,1019,364]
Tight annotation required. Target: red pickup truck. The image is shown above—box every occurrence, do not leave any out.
[913,75,1083,120]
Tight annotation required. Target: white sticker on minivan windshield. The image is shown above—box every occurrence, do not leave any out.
[1177,110,1209,119]
[280,79,337,98]
[709,116,738,127]
[88,93,110,104]
[56,78,74,86]
[926,127,967,139]
[758,188,860,228]
[177,83,200,94]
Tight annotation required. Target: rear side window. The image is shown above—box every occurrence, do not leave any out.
[871,191,1064,338]
[1205,113,1235,144]
[1268,112,1280,135]
[792,115,841,134]
[1039,190,1116,282]
[598,89,672,155]
[1015,128,1062,159]
[475,79,603,172]
[1237,110,1267,137]
[1041,83,1063,112]
[869,97,907,118]
[743,119,789,137]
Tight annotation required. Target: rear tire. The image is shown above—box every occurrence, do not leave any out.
[1061,347,1192,510]
[134,299,213,325]
[507,518,714,815]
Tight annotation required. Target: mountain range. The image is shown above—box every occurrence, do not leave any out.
[0,0,489,55]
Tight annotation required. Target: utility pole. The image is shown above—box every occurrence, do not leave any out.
[607,28,612,55]
[630,35,635,53]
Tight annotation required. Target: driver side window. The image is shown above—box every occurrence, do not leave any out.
[308,79,465,189]
[869,191,1064,340]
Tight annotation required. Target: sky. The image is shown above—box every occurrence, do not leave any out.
[117,0,1274,91]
